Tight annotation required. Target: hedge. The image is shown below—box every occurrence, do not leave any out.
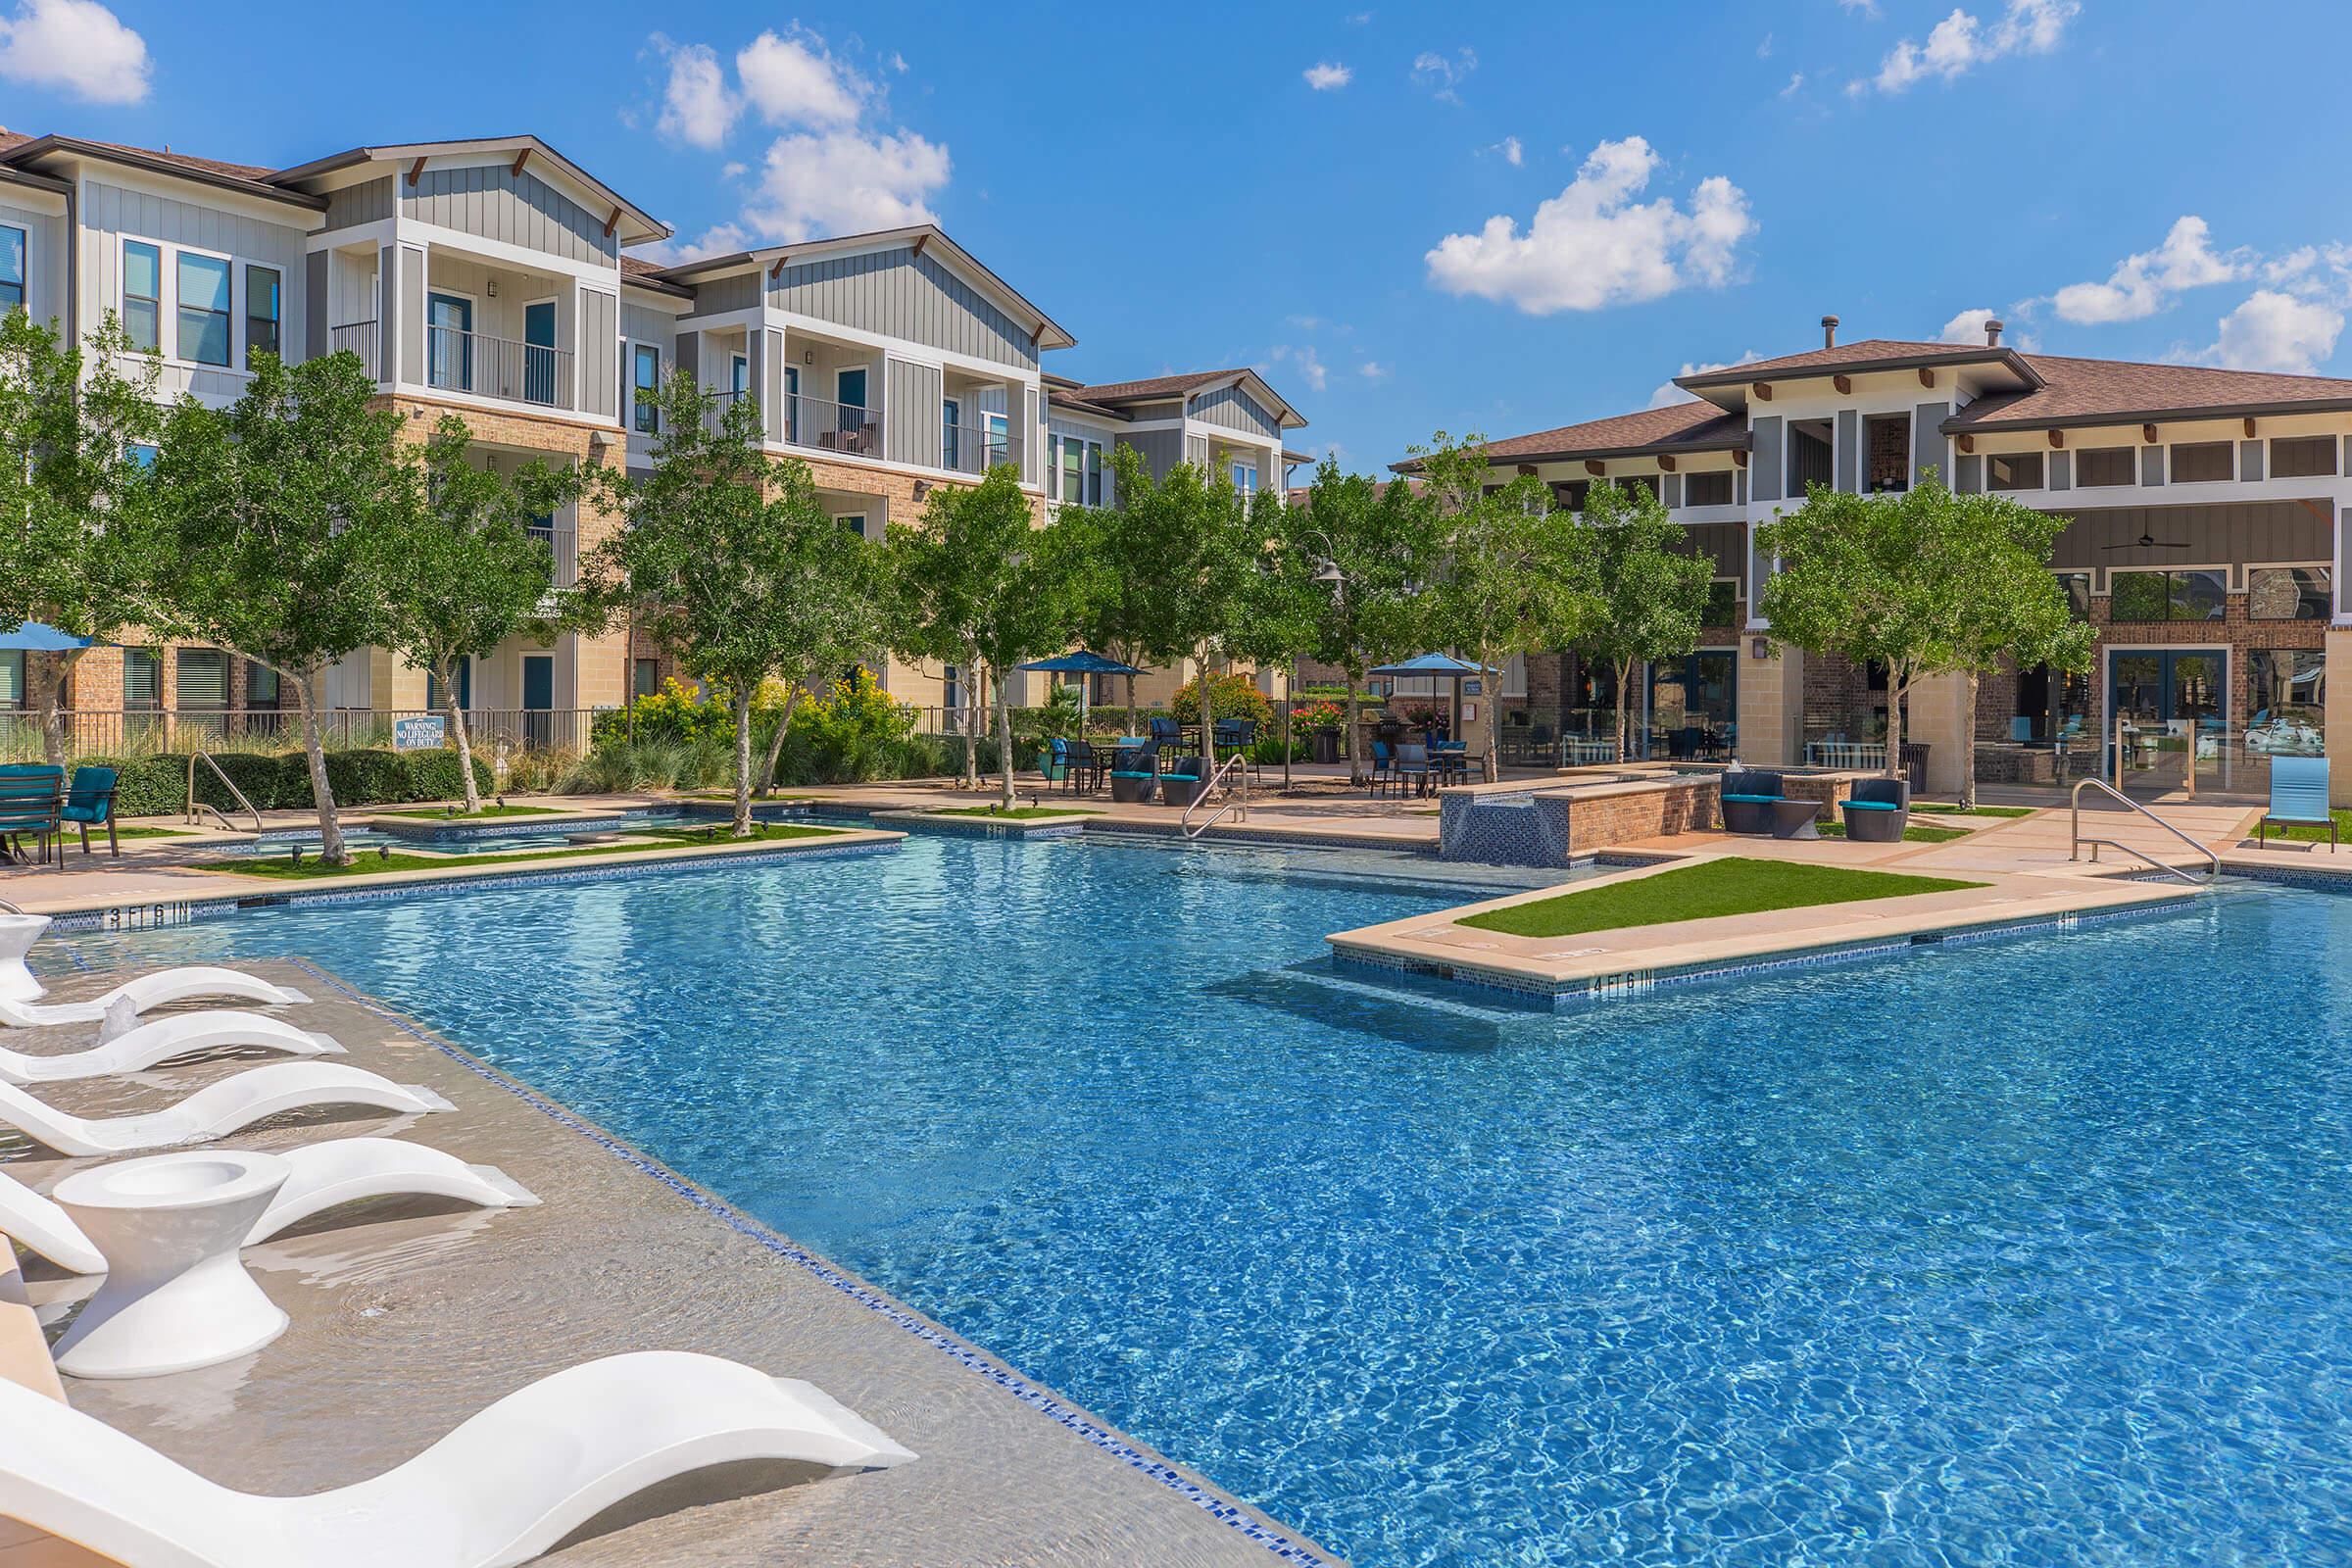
[85,749,494,818]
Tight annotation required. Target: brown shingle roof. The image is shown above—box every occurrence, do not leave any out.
[1677,338,2024,389]
[1046,387,1130,420]
[84,137,274,181]
[0,133,322,209]
[1447,400,1750,467]
[1950,353,2352,429]
[1065,369,1239,403]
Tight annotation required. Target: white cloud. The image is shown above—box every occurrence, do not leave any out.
[1938,307,2001,343]
[742,128,950,242]
[1345,11,1372,23]
[1648,350,1763,409]
[1303,61,1351,90]
[654,38,737,149]
[1858,0,2077,95]
[1272,343,1329,393]
[1484,135,1523,166]
[1425,136,1754,316]
[1412,47,1476,103]
[1756,31,1774,58]
[737,28,867,127]
[1780,72,1806,97]
[2051,217,2251,324]
[1839,0,1883,16]
[1359,361,1391,381]
[2202,290,2344,373]
[0,0,147,104]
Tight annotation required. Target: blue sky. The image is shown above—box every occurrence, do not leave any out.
[6,0,2352,472]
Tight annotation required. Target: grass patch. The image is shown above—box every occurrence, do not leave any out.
[2255,808,2352,845]
[932,805,1103,819]
[1459,858,1985,939]
[370,804,563,820]
[112,825,193,839]
[1913,803,2035,818]
[634,822,840,844]
[190,823,839,879]
[1815,821,1971,843]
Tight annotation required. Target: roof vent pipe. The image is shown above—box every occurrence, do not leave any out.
[1984,318,2004,347]
[1821,315,1838,349]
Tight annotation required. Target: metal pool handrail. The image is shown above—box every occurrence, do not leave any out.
[1182,754,1251,840]
[2069,776,2218,885]
[185,751,263,838]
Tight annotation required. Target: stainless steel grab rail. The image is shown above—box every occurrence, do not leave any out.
[185,751,263,837]
[2069,776,2219,884]
[1181,753,1251,840]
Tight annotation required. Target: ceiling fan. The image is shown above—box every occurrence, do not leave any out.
[2104,528,2189,552]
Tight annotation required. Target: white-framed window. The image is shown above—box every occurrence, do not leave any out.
[985,411,1009,468]
[1087,440,1103,505]
[0,224,24,318]
[244,264,280,363]
[1231,460,1258,499]
[176,250,232,367]
[1050,434,1102,505]
[838,513,868,539]
[631,344,660,433]
[122,240,161,353]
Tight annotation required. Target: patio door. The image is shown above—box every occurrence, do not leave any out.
[2108,650,2226,793]
[521,655,554,750]
[836,367,867,446]
[427,293,472,392]
[1647,651,1737,760]
[522,300,558,406]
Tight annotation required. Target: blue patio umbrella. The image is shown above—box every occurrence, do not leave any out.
[1368,654,1496,747]
[0,622,92,652]
[1017,650,1146,727]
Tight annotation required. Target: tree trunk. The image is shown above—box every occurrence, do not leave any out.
[730,684,755,836]
[1345,683,1364,786]
[33,651,77,767]
[993,673,1016,810]
[1884,673,1908,784]
[1199,658,1216,779]
[1479,648,1499,787]
[1957,671,1979,809]
[1614,658,1635,764]
[1123,670,1138,735]
[437,657,481,813]
[960,641,982,788]
[755,687,804,797]
[293,672,348,865]
[1282,696,1294,792]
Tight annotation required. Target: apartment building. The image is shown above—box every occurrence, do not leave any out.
[1407,318,2352,801]
[0,123,1312,740]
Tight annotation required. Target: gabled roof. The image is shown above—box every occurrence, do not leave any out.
[1948,353,2352,431]
[619,254,696,301]
[1062,368,1307,429]
[0,133,325,211]
[1675,338,2041,412]
[642,223,1077,352]
[1046,386,1131,420]
[1392,400,1747,472]
[269,135,668,244]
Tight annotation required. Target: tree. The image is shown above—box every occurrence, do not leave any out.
[1757,471,2093,802]
[581,372,877,835]
[1577,479,1715,762]
[0,313,167,762]
[154,352,410,864]
[1267,459,1444,784]
[376,417,582,813]
[888,466,1078,809]
[1415,433,1597,783]
[1056,466,1179,734]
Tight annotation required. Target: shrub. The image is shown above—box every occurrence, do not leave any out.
[1290,699,1348,730]
[781,670,919,784]
[403,749,496,804]
[1170,671,1273,731]
[1250,736,1312,765]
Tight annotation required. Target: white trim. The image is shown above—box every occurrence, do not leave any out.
[304,219,396,255]
[397,217,619,289]
[71,160,323,232]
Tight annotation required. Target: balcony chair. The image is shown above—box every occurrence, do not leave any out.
[62,764,120,857]
[2258,755,2334,850]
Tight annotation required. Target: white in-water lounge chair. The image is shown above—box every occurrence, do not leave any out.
[0,967,312,1030]
[0,1137,539,1275]
[0,1064,451,1157]
[0,1010,343,1086]
[0,1350,915,1568]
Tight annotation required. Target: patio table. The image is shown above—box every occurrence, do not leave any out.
[1768,798,1823,840]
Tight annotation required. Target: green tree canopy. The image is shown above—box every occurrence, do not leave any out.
[0,313,167,761]
[1577,479,1715,762]
[1756,471,2093,798]
[153,352,410,862]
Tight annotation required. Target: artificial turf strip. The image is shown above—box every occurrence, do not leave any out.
[1912,803,2036,818]
[933,806,1104,819]
[112,825,193,839]
[1458,858,1986,939]
[2258,808,2352,844]
[371,804,564,819]
[1814,821,1970,842]
[191,824,840,878]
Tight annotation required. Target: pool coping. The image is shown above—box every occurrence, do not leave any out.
[1326,853,2203,1005]
[276,957,1345,1566]
[869,808,1100,839]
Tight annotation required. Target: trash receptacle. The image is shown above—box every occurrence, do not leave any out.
[1899,742,1930,795]
[1311,727,1340,764]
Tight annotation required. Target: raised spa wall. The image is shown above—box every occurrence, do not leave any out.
[1436,766,1882,866]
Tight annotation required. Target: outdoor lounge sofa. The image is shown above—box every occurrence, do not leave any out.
[1839,778,1911,842]
[1109,743,1159,804]
[1719,769,1788,835]
[2258,755,2334,850]
[1158,755,1210,808]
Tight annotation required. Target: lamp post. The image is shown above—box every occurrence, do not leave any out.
[1307,528,1348,786]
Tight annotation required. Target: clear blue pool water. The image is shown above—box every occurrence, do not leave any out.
[225,807,760,858]
[55,838,2352,1567]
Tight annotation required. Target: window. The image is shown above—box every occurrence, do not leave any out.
[176,252,230,367]
[1701,579,1739,627]
[631,345,660,433]
[1684,470,1734,508]
[122,241,161,353]
[2271,436,2337,479]
[1611,473,1660,502]
[426,292,473,391]
[245,661,279,709]
[837,514,867,539]
[0,224,23,317]
[633,659,662,699]
[1550,478,1591,512]
[0,651,22,709]
[1986,451,2044,491]
[1087,441,1103,505]
[2078,446,2134,487]
[1864,414,1910,492]
[2249,650,2326,746]
[175,649,229,711]
[2053,570,2092,620]
[942,398,960,469]
[985,412,1009,468]
[427,656,471,712]
[2109,568,2227,622]
[2171,441,2232,483]
[2248,565,2331,620]
[1232,461,1258,498]
[125,443,158,469]
[244,265,280,363]
[122,648,162,710]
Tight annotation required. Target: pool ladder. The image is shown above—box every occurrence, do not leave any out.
[2068,777,2218,885]
[1181,754,1251,840]
[184,751,264,838]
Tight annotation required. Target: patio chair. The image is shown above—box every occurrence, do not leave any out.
[0,764,64,868]
[0,961,311,1025]
[1108,743,1159,804]
[1062,739,1104,794]
[2258,754,2334,850]
[1159,754,1211,808]
[0,1350,912,1568]
[0,1008,343,1086]
[1838,777,1911,843]
[1368,739,1395,796]
[1148,715,1185,758]
[0,1061,454,1156]
[61,764,120,857]
[1719,768,1787,835]
[1393,743,1433,799]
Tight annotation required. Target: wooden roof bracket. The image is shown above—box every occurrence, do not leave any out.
[2243,416,2258,437]
[2142,422,2159,444]
[1732,450,1748,468]
[406,156,427,187]
[1751,381,1773,402]
[2047,429,2064,449]
[1516,463,1539,476]
[511,147,530,176]
[1657,454,1678,471]
[1832,374,1851,396]
[1956,434,1975,455]
[1584,460,1606,477]
[768,253,790,279]
[1918,368,1936,388]
[603,204,621,238]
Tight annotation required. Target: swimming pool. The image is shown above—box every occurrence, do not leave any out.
[221,806,786,858]
[54,839,2352,1566]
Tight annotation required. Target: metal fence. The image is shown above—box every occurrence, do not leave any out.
[0,708,597,762]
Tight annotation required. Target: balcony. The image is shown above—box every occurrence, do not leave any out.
[328,319,379,380]
[780,391,880,459]
[426,324,570,410]
[940,415,1015,477]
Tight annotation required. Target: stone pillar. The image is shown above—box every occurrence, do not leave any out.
[2328,625,2352,807]
[1904,671,1972,793]
[1735,639,1805,767]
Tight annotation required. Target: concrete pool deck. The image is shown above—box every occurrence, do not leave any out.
[1,960,1337,1567]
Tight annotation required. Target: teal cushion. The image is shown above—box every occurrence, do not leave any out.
[1722,793,1783,805]
[1843,800,1900,811]
[1110,771,1155,780]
